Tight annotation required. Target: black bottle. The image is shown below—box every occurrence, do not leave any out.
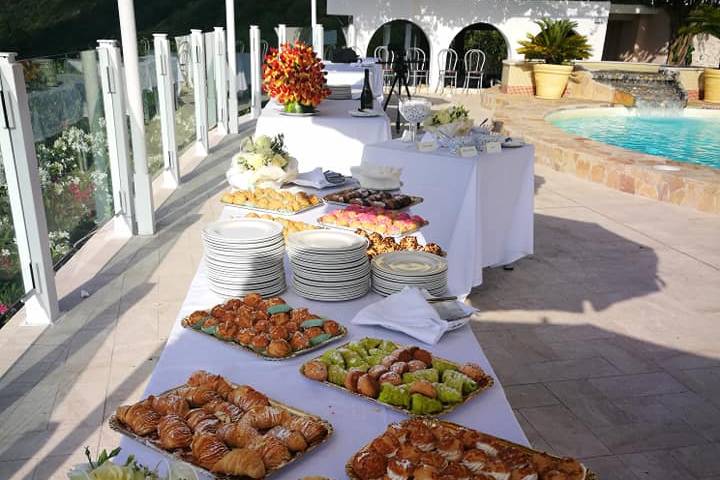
[360,68,374,110]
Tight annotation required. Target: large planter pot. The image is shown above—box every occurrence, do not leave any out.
[704,68,720,103]
[533,64,574,100]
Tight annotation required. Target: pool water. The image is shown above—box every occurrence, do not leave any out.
[548,108,720,169]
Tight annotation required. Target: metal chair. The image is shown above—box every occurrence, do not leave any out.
[405,47,428,91]
[261,39,269,59]
[374,45,395,87]
[436,48,459,93]
[463,49,486,93]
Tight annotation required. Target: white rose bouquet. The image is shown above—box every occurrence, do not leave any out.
[66,447,166,480]
[226,134,299,190]
[426,105,473,137]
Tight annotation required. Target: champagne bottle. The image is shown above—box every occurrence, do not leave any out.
[360,68,374,111]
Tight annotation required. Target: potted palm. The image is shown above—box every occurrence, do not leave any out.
[680,6,720,103]
[518,19,592,99]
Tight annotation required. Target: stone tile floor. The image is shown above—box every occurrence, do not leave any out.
[0,104,719,479]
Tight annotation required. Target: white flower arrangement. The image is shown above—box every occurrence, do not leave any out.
[426,105,474,138]
[226,134,298,190]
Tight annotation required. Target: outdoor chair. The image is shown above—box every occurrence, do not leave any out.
[463,49,486,93]
[436,48,459,93]
[405,47,428,92]
[374,45,395,87]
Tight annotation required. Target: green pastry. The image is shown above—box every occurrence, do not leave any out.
[378,340,398,353]
[359,337,382,350]
[442,370,478,394]
[410,393,444,414]
[345,356,369,371]
[300,318,324,329]
[432,358,458,375]
[327,365,347,386]
[435,383,463,403]
[321,349,345,367]
[378,384,411,408]
[367,348,382,356]
[347,342,369,359]
[310,333,331,346]
[366,353,384,367]
[402,368,440,384]
[267,304,293,315]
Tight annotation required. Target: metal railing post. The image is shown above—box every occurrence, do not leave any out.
[214,27,228,133]
[0,52,59,324]
[191,29,209,155]
[153,34,180,188]
[97,40,135,236]
[250,25,263,118]
[225,0,239,133]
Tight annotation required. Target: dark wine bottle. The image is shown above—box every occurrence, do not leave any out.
[360,68,374,111]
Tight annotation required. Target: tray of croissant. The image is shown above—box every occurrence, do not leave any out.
[110,370,332,479]
[346,418,596,480]
[300,337,494,417]
[181,294,348,360]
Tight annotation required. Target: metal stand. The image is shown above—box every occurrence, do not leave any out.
[381,55,414,133]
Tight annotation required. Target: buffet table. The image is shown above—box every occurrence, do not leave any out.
[361,140,535,295]
[119,199,529,478]
[324,61,384,101]
[254,99,392,175]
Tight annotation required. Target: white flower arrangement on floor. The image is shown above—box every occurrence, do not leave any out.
[426,105,474,137]
[226,134,298,190]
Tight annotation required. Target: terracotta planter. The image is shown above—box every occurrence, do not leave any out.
[704,68,720,103]
[533,64,574,100]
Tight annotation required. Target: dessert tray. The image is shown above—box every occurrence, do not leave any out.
[354,228,445,259]
[221,189,323,216]
[300,337,494,416]
[346,418,596,480]
[181,294,347,360]
[323,188,423,211]
[318,206,428,237]
[111,370,333,480]
[242,213,320,239]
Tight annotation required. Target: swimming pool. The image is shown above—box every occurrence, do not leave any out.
[546,108,720,169]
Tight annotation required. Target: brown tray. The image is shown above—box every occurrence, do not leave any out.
[300,338,494,417]
[323,188,424,211]
[345,418,596,480]
[110,383,334,480]
[221,199,325,216]
[181,315,348,361]
[316,219,428,238]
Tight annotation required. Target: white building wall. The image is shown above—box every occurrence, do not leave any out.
[328,0,610,89]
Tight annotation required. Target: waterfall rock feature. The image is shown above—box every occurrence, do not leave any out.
[591,70,688,110]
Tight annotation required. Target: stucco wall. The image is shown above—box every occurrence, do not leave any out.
[692,34,720,68]
[327,0,610,90]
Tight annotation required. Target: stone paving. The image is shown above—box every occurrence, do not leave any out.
[0,101,718,479]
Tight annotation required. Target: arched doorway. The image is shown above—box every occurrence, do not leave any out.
[449,23,509,88]
[366,20,431,62]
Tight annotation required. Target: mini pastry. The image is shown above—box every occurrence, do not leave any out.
[216,422,260,448]
[253,320,269,333]
[328,364,348,386]
[267,425,308,452]
[390,361,408,375]
[392,348,413,363]
[210,305,227,318]
[410,393,443,414]
[370,432,400,457]
[474,433,501,456]
[185,408,220,434]
[322,319,341,336]
[462,449,491,473]
[243,293,263,306]
[413,465,440,480]
[387,424,409,443]
[116,403,160,436]
[442,369,478,395]
[409,380,437,398]
[244,406,289,430]
[437,437,463,462]
[304,326,324,339]
[368,364,388,379]
[211,448,266,478]
[291,308,313,322]
[267,339,292,357]
[407,359,427,372]
[179,386,221,407]
[357,374,380,398]
[157,414,193,450]
[419,452,448,470]
[459,362,487,383]
[509,465,538,480]
[381,354,399,368]
[235,328,255,346]
[270,312,290,325]
[303,360,328,381]
[378,371,402,386]
[203,399,243,423]
[344,368,364,392]
[225,298,243,310]
[409,423,435,452]
[269,325,289,340]
[352,450,388,480]
[290,331,311,351]
[149,394,190,417]
[480,459,511,480]
[378,384,411,408]
[228,387,270,411]
[266,297,287,308]
[250,333,270,351]
[191,433,229,470]
[283,416,328,444]
[248,435,291,469]
[413,348,433,365]
[396,444,422,463]
[387,458,415,480]
[441,462,473,480]
[187,310,208,327]
[435,383,463,404]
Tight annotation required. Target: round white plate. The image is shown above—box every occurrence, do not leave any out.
[502,140,525,148]
[203,219,283,243]
[349,109,382,118]
[372,251,448,277]
[287,230,368,252]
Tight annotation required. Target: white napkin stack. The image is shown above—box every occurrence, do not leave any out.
[292,168,342,189]
[352,287,471,345]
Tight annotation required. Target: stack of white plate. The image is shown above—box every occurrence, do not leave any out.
[202,218,286,298]
[287,230,371,301]
[371,251,448,297]
[328,84,352,100]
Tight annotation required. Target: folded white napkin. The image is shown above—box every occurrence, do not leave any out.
[352,287,450,344]
[292,168,335,189]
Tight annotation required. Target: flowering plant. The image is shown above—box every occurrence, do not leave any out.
[426,105,473,137]
[226,134,298,190]
[262,41,330,113]
[67,447,163,480]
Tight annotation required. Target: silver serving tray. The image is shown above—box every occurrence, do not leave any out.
[221,199,324,216]
[316,219,428,238]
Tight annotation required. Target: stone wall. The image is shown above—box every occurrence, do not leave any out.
[692,34,720,68]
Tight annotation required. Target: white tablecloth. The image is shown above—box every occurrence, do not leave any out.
[324,61,384,101]
[118,201,528,478]
[361,141,535,296]
[254,99,392,175]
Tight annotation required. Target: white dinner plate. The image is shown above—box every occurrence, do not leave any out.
[372,251,448,277]
[349,109,382,118]
[287,230,368,252]
[203,218,283,243]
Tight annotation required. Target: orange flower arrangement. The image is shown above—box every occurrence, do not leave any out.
[262,41,331,113]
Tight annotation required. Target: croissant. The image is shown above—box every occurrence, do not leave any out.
[243,406,290,430]
[228,387,270,411]
[187,371,235,399]
[179,386,220,407]
[217,422,260,448]
[116,403,160,436]
[150,394,190,417]
[248,436,292,469]
[157,414,193,450]
[212,448,266,478]
[203,399,243,423]
[191,433,230,470]
[185,408,220,434]
[283,416,328,444]
[267,425,308,452]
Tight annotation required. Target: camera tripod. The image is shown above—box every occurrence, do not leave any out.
[379,54,418,133]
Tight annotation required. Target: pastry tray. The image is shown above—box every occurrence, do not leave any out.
[221,199,325,216]
[345,418,597,480]
[300,339,494,417]
[323,188,424,211]
[110,383,334,480]
[181,317,348,361]
[315,219,428,238]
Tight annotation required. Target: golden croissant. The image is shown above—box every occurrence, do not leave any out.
[179,386,220,407]
[228,387,270,411]
[157,414,193,450]
[248,436,291,469]
[191,433,230,470]
[185,408,220,434]
[283,416,328,444]
[244,406,289,430]
[116,403,161,436]
[217,422,260,448]
[186,370,233,398]
[150,394,190,417]
[267,425,308,452]
[203,399,243,423]
[212,448,266,478]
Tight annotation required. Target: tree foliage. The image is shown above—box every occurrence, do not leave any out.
[517,19,592,65]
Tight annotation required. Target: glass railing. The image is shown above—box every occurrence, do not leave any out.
[173,35,196,155]
[23,50,114,266]
[138,50,165,179]
[0,153,25,325]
